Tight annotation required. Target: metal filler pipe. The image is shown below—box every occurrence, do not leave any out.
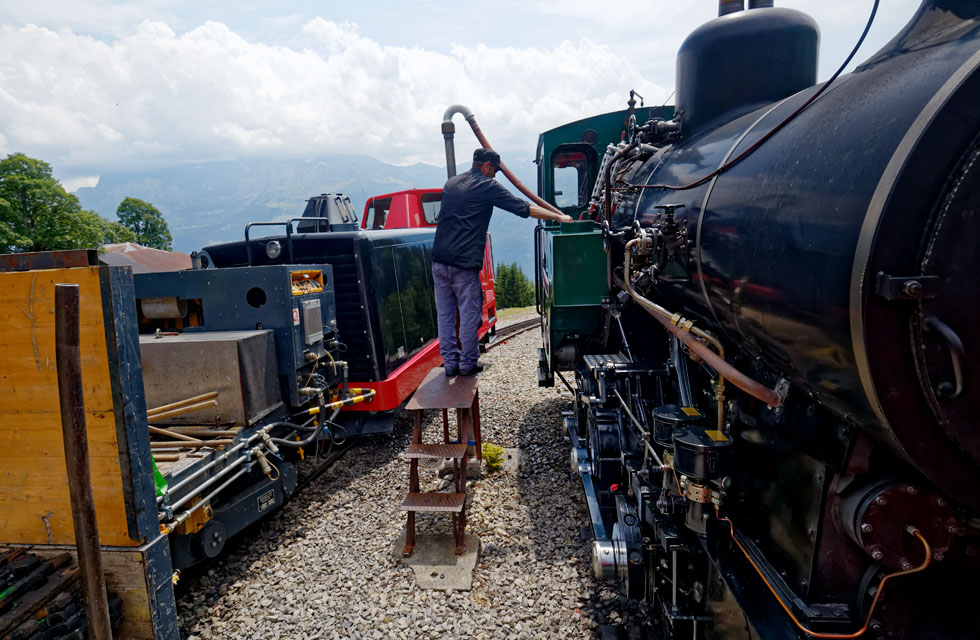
[55,284,113,640]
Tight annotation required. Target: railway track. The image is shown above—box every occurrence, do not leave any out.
[486,315,541,350]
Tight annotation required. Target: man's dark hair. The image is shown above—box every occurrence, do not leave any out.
[472,148,501,167]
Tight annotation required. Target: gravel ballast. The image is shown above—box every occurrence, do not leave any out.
[178,311,654,639]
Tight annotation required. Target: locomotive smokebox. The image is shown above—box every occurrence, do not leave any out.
[676,6,818,136]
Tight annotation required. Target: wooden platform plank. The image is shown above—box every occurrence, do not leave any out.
[401,492,466,513]
[404,443,468,459]
[406,368,479,410]
[0,268,137,547]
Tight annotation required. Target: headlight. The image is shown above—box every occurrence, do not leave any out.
[265,240,282,259]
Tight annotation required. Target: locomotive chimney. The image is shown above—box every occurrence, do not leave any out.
[718,0,744,16]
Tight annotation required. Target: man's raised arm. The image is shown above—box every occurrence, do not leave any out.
[529,204,573,223]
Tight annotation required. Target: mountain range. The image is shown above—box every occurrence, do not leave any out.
[75,155,541,276]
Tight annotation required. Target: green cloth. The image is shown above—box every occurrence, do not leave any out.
[152,457,168,498]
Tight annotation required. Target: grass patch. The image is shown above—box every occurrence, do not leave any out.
[496,306,535,322]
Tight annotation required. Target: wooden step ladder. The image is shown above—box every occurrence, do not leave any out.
[401,368,482,556]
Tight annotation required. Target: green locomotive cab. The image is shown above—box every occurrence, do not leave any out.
[534,104,673,387]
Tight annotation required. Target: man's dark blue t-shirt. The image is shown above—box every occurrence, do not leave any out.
[432,167,530,270]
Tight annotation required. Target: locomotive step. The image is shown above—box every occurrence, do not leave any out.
[401,492,466,513]
[403,443,468,460]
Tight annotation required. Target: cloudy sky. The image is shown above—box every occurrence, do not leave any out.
[0,0,920,188]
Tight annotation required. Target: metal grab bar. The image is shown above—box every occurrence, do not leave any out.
[243,217,336,266]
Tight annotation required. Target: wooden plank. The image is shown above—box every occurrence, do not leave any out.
[0,268,136,547]
[8,544,168,640]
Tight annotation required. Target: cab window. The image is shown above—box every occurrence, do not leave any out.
[365,197,392,230]
[420,193,441,224]
[551,145,596,209]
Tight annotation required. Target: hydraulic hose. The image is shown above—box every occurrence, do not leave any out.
[624,239,782,409]
[442,104,563,215]
[271,409,341,449]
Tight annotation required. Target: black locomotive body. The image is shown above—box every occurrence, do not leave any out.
[536,2,980,638]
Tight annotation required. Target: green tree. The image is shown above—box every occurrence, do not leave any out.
[0,152,146,253]
[494,262,534,309]
[116,197,172,250]
[0,153,102,252]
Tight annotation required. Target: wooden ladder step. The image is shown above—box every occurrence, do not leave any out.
[400,492,466,513]
[404,443,468,460]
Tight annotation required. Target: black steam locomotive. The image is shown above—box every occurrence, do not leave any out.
[535,1,980,638]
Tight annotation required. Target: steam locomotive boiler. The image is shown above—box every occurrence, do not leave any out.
[536,1,980,638]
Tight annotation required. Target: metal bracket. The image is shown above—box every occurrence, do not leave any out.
[875,272,941,300]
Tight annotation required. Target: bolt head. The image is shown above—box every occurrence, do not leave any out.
[871,549,884,561]
[902,280,923,297]
[905,485,919,495]
[900,559,912,570]
[933,552,945,562]
[936,496,948,507]
[874,495,888,506]
[861,523,874,534]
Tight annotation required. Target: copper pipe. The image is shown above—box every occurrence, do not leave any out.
[55,284,113,640]
[624,240,782,408]
[442,104,563,215]
[720,513,931,638]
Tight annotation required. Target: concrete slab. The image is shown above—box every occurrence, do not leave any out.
[393,533,481,591]
[500,447,523,474]
[438,458,483,478]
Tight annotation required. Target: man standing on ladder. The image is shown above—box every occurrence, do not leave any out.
[431,147,572,377]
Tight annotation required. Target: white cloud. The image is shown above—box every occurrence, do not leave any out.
[0,18,664,174]
[60,175,100,192]
[0,0,922,178]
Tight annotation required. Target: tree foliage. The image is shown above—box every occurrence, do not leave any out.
[0,152,146,253]
[494,262,534,309]
[116,197,172,250]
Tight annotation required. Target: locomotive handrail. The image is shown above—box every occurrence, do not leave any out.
[534,223,543,314]
[924,316,966,398]
[243,217,338,266]
[244,221,293,266]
